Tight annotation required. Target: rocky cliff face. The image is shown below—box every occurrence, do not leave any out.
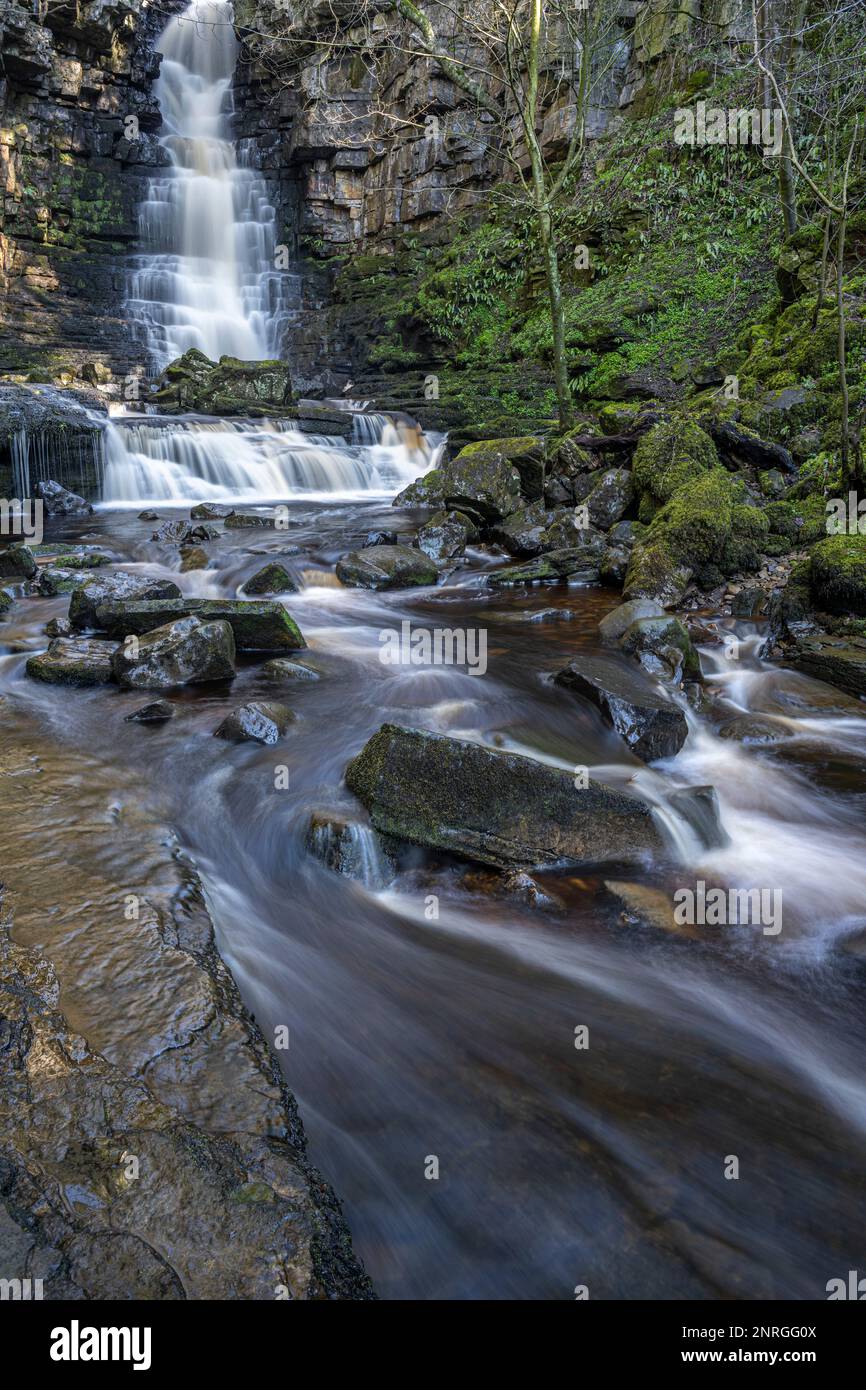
[0,0,184,378]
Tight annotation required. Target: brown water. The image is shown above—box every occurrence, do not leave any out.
[3,499,866,1300]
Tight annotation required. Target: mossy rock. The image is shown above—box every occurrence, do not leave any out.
[810,536,866,616]
[763,495,827,548]
[632,418,718,515]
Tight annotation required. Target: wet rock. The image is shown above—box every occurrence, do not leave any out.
[619,615,701,682]
[153,351,293,416]
[785,636,866,699]
[224,512,280,529]
[599,598,664,645]
[431,508,481,542]
[214,701,296,745]
[152,519,218,545]
[191,503,230,520]
[306,811,397,888]
[486,545,602,588]
[666,785,728,850]
[0,544,37,580]
[124,700,176,724]
[39,546,112,570]
[488,501,553,557]
[36,567,86,596]
[261,658,321,682]
[138,510,159,521]
[33,479,93,515]
[605,880,695,938]
[501,871,565,911]
[718,715,789,745]
[94,598,305,652]
[362,529,398,547]
[242,562,299,595]
[608,519,637,549]
[180,546,210,572]
[336,544,437,590]
[111,617,236,690]
[528,607,574,623]
[26,637,118,687]
[554,653,689,761]
[69,572,182,631]
[574,467,634,529]
[345,723,662,869]
[45,616,72,638]
[416,519,467,563]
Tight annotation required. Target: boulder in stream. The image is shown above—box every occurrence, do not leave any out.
[306,811,397,888]
[111,616,236,690]
[33,479,93,515]
[125,699,176,724]
[416,519,467,563]
[214,701,296,745]
[486,545,602,588]
[242,562,299,595]
[0,544,37,580]
[786,635,866,699]
[26,637,118,686]
[345,723,662,869]
[599,598,664,645]
[336,544,437,590]
[261,657,320,681]
[554,653,688,761]
[94,597,305,652]
[69,572,182,631]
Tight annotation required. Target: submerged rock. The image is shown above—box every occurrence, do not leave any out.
[26,637,118,686]
[111,617,236,690]
[69,572,182,631]
[94,597,305,652]
[180,546,209,572]
[336,544,437,590]
[242,562,299,595]
[261,658,321,681]
[33,479,93,515]
[345,723,662,869]
[214,701,295,744]
[125,699,176,724]
[306,811,397,888]
[224,511,280,529]
[554,653,688,761]
[666,785,728,850]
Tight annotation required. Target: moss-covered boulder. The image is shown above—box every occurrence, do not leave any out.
[152,350,294,416]
[624,470,769,604]
[574,467,634,529]
[94,598,305,653]
[336,545,437,590]
[810,536,866,616]
[242,563,299,596]
[618,615,701,682]
[69,572,183,631]
[26,637,118,687]
[345,723,662,868]
[0,545,37,580]
[487,544,603,587]
[436,441,525,519]
[632,418,718,519]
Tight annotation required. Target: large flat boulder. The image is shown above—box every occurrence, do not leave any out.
[26,637,118,687]
[94,598,305,652]
[69,572,182,631]
[786,635,866,698]
[486,545,602,588]
[111,617,236,690]
[336,545,437,590]
[554,653,688,761]
[345,723,662,869]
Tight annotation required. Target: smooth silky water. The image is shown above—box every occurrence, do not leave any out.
[3,0,864,1299]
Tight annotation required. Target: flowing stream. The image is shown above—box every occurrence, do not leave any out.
[2,0,865,1301]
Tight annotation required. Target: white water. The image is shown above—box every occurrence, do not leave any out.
[126,0,289,367]
[99,414,438,504]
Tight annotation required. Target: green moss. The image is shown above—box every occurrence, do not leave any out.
[810,535,866,615]
[632,417,718,513]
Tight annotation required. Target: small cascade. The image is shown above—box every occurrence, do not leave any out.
[126,0,291,369]
[99,412,441,505]
[11,425,106,500]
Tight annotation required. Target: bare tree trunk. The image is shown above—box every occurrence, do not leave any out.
[838,124,858,487]
[811,212,832,329]
[538,208,573,429]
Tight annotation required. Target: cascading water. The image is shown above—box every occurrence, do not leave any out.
[126,0,289,368]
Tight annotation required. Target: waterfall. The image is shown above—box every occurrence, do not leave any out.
[126,0,289,369]
[99,415,441,505]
